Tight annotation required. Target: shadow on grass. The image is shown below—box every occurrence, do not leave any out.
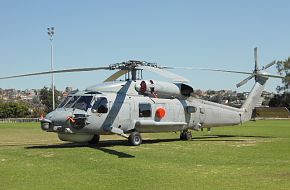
[24,134,273,157]
[191,134,273,142]
[25,138,180,158]
[26,141,135,158]
[208,134,274,138]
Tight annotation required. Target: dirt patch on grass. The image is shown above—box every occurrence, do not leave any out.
[230,138,272,148]
[277,172,290,178]
[41,152,54,158]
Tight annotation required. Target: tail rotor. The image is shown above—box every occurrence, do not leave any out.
[236,47,276,88]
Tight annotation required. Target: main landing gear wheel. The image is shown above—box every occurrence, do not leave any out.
[89,134,100,145]
[128,132,142,146]
[180,130,192,141]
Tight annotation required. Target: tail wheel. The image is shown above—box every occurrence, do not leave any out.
[129,132,142,146]
[89,134,100,145]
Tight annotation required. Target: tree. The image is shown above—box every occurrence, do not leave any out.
[269,58,290,110]
[39,86,62,113]
[0,101,30,118]
[276,58,290,93]
[269,94,290,110]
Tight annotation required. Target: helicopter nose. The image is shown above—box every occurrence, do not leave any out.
[40,110,74,132]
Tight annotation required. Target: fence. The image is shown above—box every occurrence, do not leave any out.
[0,118,39,123]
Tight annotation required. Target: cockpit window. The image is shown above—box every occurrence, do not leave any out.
[92,97,108,113]
[58,96,93,111]
[73,96,93,111]
[58,96,72,108]
[64,96,80,108]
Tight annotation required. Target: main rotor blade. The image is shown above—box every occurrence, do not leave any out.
[198,68,254,75]
[262,60,276,70]
[0,67,109,80]
[104,70,129,82]
[137,66,189,83]
[165,66,257,75]
[236,75,254,88]
[162,66,286,79]
[200,68,285,78]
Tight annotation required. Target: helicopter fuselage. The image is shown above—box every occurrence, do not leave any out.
[41,80,244,143]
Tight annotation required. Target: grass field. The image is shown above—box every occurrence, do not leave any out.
[0,120,290,190]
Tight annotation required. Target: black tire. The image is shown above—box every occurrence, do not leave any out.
[180,132,186,140]
[89,134,100,145]
[180,131,192,141]
[129,132,142,146]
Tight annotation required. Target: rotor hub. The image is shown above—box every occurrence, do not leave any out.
[109,60,158,71]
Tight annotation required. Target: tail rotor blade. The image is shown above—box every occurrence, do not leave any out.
[254,47,258,72]
[262,60,276,70]
[236,75,254,88]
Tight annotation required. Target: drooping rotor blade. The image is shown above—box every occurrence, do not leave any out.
[199,68,285,78]
[165,66,258,75]
[198,68,254,75]
[236,75,254,88]
[0,66,110,80]
[137,65,189,83]
[104,70,129,82]
[162,66,198,70]
[262,60,276,70]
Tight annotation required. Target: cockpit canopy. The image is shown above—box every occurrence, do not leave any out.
[58,95,93,111]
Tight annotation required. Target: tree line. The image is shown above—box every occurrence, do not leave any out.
[0,87,62,118]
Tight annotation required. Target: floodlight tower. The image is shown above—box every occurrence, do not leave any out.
[47,27,55,110]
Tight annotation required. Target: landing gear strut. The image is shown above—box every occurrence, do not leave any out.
[89,134,100,145]
[180,130,192,141]
[128,131,142,146]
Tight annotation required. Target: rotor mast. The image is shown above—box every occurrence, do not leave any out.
[109,60,158,81]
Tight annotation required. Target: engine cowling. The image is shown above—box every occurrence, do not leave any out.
[135,80,193,98]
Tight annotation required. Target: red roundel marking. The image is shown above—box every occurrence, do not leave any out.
[140,81,147,94]
[156,108,166,118]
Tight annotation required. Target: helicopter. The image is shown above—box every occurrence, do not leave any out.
[0,48,286,146]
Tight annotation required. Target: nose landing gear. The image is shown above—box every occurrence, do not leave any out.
[89,134,100,145]
[180,130,192,141]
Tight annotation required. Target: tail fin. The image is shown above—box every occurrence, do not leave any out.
[240,75,268,122]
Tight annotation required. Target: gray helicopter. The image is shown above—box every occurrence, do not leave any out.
[0,49,285,146]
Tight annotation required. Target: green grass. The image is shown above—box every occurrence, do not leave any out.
[0,120,290,190]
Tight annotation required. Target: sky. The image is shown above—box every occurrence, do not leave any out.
[0,0,289,92]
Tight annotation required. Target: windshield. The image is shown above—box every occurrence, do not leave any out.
[73,96,93,111]
[58,96,72,108]
[58,96,93,111]
[64,96,80,108]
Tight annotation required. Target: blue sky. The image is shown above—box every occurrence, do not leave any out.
[0,0,289,92]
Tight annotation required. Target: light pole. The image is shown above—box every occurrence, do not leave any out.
[47,27,55,110]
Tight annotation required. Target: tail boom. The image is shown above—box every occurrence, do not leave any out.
[240,75,268,122]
